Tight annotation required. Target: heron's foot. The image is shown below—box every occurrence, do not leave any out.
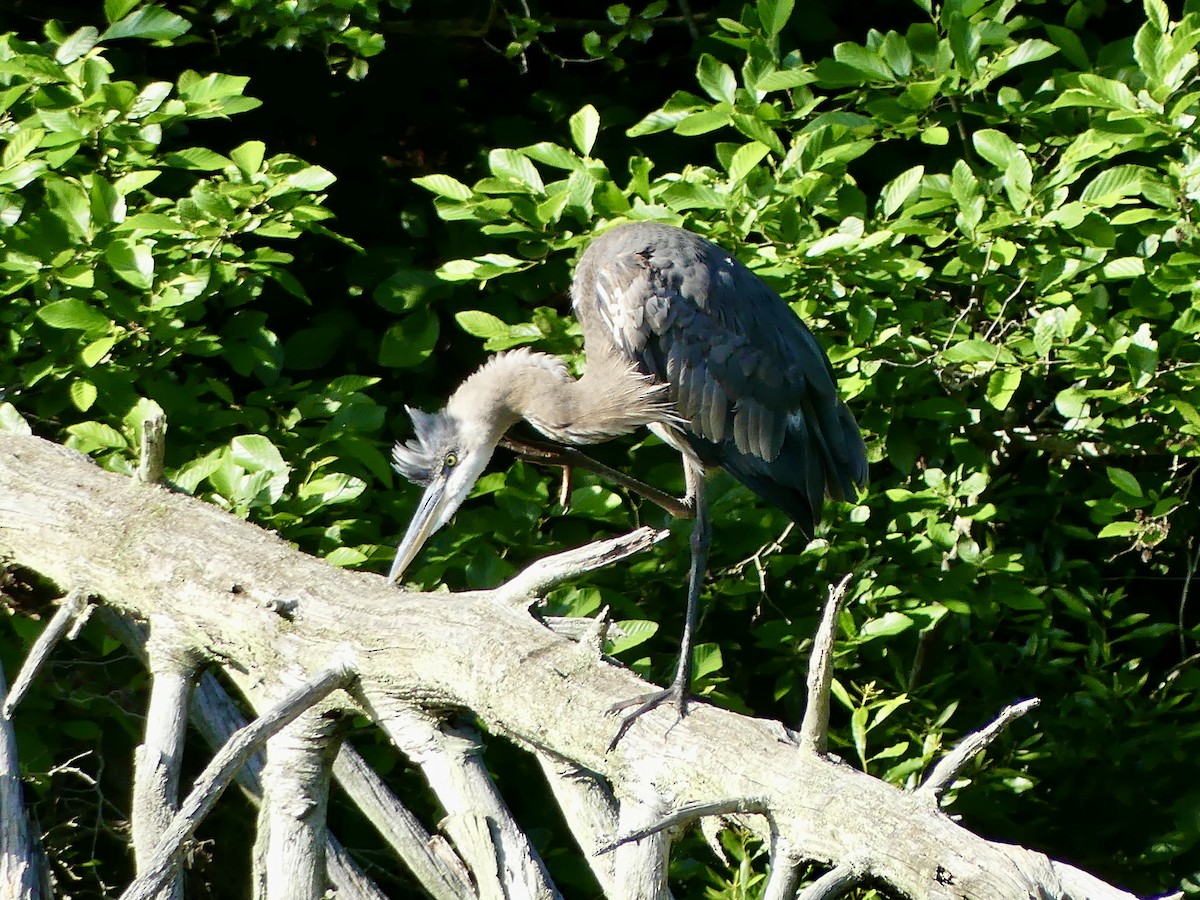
[606,681,690,750]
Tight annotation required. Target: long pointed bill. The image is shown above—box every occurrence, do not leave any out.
[388,477,450,583]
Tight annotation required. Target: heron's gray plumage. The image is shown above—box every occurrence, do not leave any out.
[572,221,867,536]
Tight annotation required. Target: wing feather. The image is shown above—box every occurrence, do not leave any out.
[572,222,867,535]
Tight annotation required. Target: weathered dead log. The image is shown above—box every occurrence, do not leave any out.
[0,434,1155,899]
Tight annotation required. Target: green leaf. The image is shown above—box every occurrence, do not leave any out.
[880,164,923,217]
[986,369,1021,411]
[105,239,154,290]
[231,434,288,474]
[851,705,869,764]
[973,129,1019,169]
[754,68,816,91]
[566,485,623,518]
[757,0,794,37]
[1098,521,1141,538]
[36,299,111,333]
[55,26,99,64]
[697,53,738,103]
[994,38,1059,74]
[921,126,949,145]
[230,140,265,175]
[859,612,914,641]
[1055,387,1090,420]
[379,311,439,368]
[81,336,117,367]
[626,106,692,137]
[46,178,91,238]
[0,402,32,435]
[1101,257,1146,279]
[104,0,141,22]
[284,166,336,191]
[692,642,723,680]
[728,141,770,183]
[675,104,733,136]
[67,422,128,452]
[70,380,98,412]
[942,339,1015,365]
[1107,467,1143,497]
[1053,74,1139,111]
[100,4,191,41]
[569,104,600,156]
[607,620,658,655]
[832,42,894,81]
[325,547,368,567]
[1045,24,1090,69]
[1080,165,1153,204]
[1144,0,1169,32]
[488,149,544,193]
[163,148,232,170]
[3,127,44,169]
[521,142,582,171]
[413,173,474,201]
[455,310,508,339]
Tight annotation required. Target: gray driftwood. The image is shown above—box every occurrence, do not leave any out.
[0,434,1161,899]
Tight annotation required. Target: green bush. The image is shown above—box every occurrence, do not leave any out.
[1,0,1198,894]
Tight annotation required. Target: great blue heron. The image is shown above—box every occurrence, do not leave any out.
[389,222,868,744]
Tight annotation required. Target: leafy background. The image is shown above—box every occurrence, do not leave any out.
[1,0,1199,896]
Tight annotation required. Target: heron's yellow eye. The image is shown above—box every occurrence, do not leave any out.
[444,453,458,468]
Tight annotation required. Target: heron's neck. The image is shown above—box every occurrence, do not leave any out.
[446,348,670,445]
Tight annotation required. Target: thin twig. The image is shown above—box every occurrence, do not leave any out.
[120,657,356,900]
[983,276,1028,342]
[1158,650,1200,695]
[596,797,769,854]
[726,522,795,603]
[918,698,1039,799]
[3,587,90,719]
[677,0,700,40]
[1179,537,1199,658]
[798,576,852,754]
[500,436,694,519]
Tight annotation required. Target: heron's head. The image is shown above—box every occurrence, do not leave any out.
[388,404,503,583]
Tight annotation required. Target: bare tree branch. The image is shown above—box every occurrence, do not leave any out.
[918,699,1040,800]
[252,708,343,899]
[3,586,90,718]
[0,663,46,899]
[799,575,852,754]
[120,657,355,900]
[0,435,1153,900]
[131,616,199,900]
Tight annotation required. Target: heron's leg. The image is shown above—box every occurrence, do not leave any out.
[608,459,709,749]
[500,436,696,520]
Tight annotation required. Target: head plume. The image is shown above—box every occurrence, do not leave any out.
[391,406,460,486]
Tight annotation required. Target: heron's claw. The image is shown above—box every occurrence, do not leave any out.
[606,682,690,750]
